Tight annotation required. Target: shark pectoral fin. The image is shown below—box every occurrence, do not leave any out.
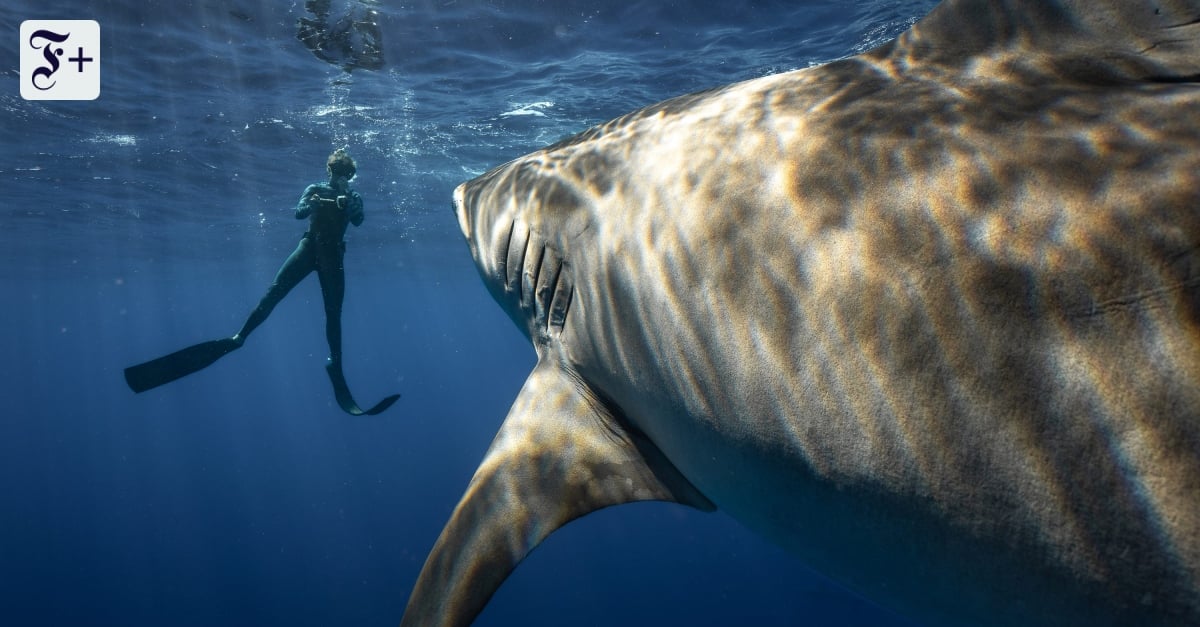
[401,360,714,627]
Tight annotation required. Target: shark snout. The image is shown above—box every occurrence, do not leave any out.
[452,182,471,241]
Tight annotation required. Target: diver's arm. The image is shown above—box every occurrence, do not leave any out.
[295,184,321,219]
[346,192,364,226]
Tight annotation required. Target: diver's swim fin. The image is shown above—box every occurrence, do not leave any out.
[124,337,242,393]
[325,360,400,416]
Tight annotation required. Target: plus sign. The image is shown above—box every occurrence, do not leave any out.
[68,47,93,72]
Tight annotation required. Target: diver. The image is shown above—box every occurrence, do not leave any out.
[124,149,399,415]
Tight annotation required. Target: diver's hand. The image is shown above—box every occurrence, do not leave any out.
[311,194,351,211]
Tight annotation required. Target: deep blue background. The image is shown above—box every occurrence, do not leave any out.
[2,1,935,625]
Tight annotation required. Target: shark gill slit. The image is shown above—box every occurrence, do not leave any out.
[537,252,563,333]
[524,243,547,311]
[548,269,573,333]
[506,223,529,295]
[498,219,515,287]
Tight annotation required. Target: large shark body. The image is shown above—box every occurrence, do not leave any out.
[404,0,1200,625]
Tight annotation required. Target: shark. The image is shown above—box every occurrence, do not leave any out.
[403,0,1200,625]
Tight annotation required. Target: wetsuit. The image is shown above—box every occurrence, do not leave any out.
[236,181,364,364]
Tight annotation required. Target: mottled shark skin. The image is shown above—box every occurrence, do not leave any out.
[404,0,1200,625]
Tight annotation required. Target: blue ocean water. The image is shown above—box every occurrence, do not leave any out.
[2,1,937,625]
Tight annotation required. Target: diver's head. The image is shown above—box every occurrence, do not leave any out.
[327,148,357,182]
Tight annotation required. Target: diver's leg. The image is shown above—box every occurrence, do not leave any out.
[315,248,346,364]
[313,244,400,415]
[235,238,315,344]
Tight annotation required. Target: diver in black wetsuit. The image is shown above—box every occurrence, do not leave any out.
[233,148,364,365]
[124,149,399,415]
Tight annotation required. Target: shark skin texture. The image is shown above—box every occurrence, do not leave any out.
[403,1,1200,625]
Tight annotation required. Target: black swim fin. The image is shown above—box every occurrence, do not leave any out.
[124,337,242,393]
[325,360,400,416]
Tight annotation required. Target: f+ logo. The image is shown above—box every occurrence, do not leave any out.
[20,21,100,100]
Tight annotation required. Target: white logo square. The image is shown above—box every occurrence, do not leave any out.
[20,20,100,101]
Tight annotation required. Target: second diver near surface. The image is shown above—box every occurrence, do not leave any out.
[124,148,400,416]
